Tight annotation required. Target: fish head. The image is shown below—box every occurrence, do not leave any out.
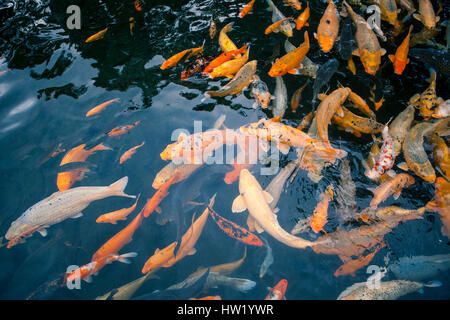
[5,220,31,241]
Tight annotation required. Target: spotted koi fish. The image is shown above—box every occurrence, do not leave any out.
[365,125,395,180]
[209,206,263,247]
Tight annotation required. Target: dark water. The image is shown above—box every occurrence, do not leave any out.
[0,0,449,300]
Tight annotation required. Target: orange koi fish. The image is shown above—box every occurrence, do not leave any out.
[315,0,340,53]
[119,142,145,164]
[265,279,288,300]
[85,28,108,43]
[284,0,302,10]
[67,252,137,283]
[295,2,310,30]
[347,56,356,75]
[202,44,247,74]
[268,31,310,77]
[96,195,140,224]
[142,196,213,273]
[240,117,347,164]
[239,0,256,18]
[86,98,120,117]
[108,121,141,137]
[310,185,334,233]
[291,80,310,113]
[6,225,43,249]
[160,41,205,70]
[141,174,179,218]
[92,211,144,262]
[265,18,294,35]
[389,25,414,75]
[209,206,263,246]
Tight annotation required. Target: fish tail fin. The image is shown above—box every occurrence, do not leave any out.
[428,68,436,83]
[202,92,211,102]
[108,176,136,198]
[424,280,442,288]
[118,252,138,264]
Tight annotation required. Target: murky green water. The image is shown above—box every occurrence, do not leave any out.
[0,0,449,299]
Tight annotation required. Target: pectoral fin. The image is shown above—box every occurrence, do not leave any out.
[388,54,395,63]
[336,105,345,117]
[232,195,247,213]
[380,48,386,56]
[38,228,48,237]
[352,49,361,57]
[187,248,196,256]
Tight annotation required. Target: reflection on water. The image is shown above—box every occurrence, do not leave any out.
[0,0,449,300]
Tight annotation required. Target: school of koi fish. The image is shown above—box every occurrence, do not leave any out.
[1,0,449,300]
